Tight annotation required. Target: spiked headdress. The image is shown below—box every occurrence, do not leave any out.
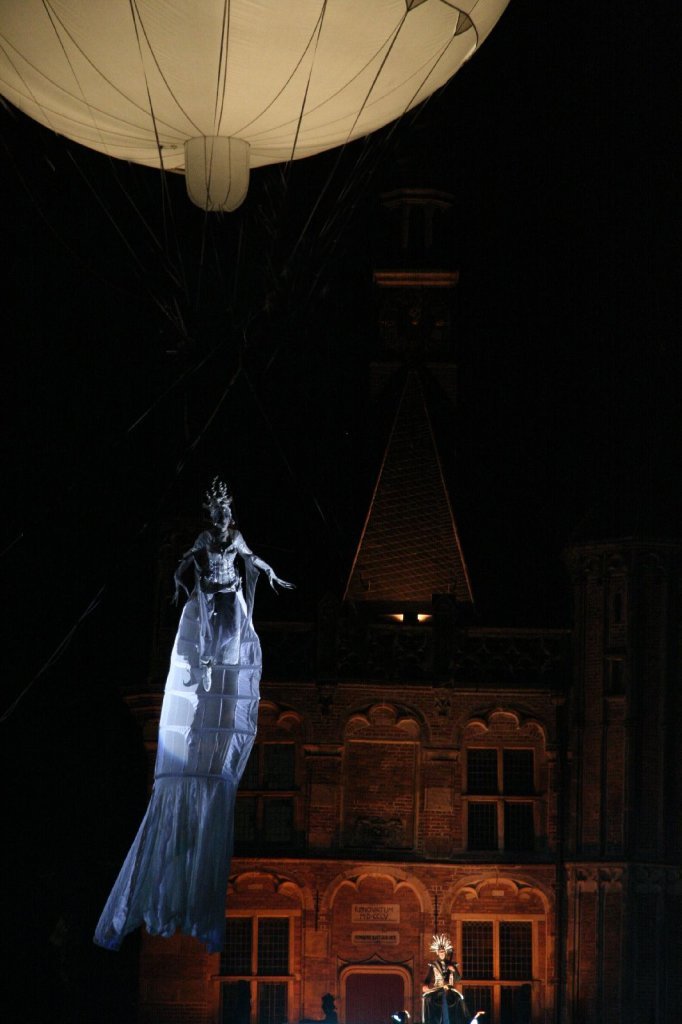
[430,934,453,954]
[203,477,232,515]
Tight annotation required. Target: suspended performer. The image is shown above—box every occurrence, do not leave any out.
[422,935,484,1024]
[94,478,293,953]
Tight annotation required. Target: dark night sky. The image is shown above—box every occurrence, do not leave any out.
[1,3,679,1018]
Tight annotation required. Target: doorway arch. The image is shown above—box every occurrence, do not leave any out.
[342,967,411,1024]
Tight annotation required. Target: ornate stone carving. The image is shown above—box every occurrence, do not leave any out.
[352,815,405,848]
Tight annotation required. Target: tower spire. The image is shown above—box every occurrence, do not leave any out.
[344,369,472,606]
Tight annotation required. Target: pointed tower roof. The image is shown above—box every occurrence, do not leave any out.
[344,371,473,606]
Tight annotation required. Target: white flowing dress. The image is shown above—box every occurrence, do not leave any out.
[94,539,261,953]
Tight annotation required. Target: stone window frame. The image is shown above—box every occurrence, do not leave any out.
[453,915,538,1022]
[236,740,300,849]
[462,745,540,853]
[218,911,297,1024]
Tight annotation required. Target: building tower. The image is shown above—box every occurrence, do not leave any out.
[563,540,682,1024]
[345,187,472,617]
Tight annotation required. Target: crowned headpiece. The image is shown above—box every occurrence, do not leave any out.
[430,934,453,953]
[203,477,232,513]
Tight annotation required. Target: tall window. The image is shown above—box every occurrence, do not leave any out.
[220,916,291,1024]
[236,743,297,848]
[460,920,533,1024]
[466,749,536,852]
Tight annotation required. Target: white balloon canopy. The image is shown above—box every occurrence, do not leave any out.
[0,0,510,211]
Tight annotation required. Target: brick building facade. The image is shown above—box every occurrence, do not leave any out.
[124,192,682,1024]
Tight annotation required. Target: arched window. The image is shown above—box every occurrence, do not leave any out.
[235,705,304,850]
[220,873,304,1024]
[220,915,293,1024]
[451,878,549,1024]
[236,742,298,847]
[461,712,550,854]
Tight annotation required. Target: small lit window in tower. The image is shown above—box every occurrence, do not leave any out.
[383,612,432,623]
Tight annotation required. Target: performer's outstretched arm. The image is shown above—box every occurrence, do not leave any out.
[234,531,294,591]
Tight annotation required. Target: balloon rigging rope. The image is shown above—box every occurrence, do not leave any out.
[243,13,411,144]
[0,586,107,725]
[1,346,245,723]
[230,5,327,139]
[172,352,245,479]
[39,0,127,152]
[63,146,192,333]
[243,369,338,539]
[125,0,201,135]
[97,156,187,294]
[213,0,231,134]
[285,12,455,273]
[200,0,231,209]
[0,34,60,136]
[285,7,410,268]
[25,2,195,317]
[314,11,412,137]
[261,30,462,380]
[0,183,356,724]
[303,32,462,303]
[194,155,246,320]
[11,5,185,304]
[41,0,192,137]
[32,0,191,312]
[0,120,141,301]
[128,0,189,302]
[62,148,156,277]
[202,28,458,410]
[121,337,229,437]
[0,110,191,350]
[287,0,329,165]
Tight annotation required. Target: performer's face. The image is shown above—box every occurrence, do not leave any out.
[212,503,231,533]
[438,947,446,960]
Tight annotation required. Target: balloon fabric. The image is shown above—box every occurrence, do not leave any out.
[0,0,510,209]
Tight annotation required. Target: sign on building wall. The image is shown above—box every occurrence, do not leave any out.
[352,904,400,923]
[352,931,400,945]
